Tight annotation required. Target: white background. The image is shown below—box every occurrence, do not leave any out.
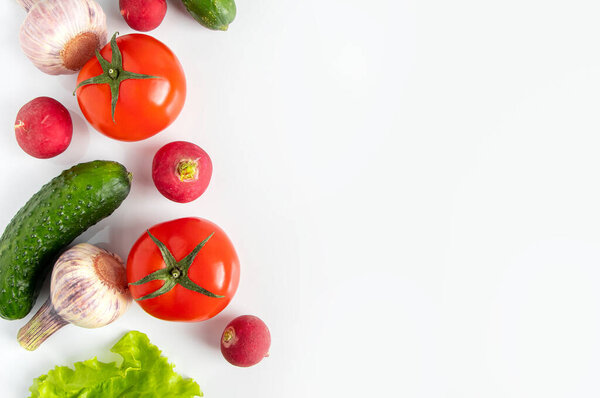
[1,0,600,396]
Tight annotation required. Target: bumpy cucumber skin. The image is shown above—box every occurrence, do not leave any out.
[0,161,131,320]
[182,0,236,31]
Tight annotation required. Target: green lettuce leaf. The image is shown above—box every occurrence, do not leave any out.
[29,331,202,398]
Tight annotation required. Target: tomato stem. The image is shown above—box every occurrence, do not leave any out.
[170,268,181,278]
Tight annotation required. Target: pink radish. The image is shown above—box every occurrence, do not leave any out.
[152,141,212,203]
[14,97,72,159]
[119,0,167,32]
[221,315,271,367]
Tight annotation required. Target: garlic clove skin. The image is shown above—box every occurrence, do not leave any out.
[16,0,39,12]
[19,0,107,75]
[51,243,131,328]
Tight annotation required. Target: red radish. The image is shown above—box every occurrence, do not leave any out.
[14,97,72,159]
[119,0,167,32]
[152,141,212,203]
[221,315,271,367]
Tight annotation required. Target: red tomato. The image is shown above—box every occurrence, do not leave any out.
[127,217,240,322]
[75,33,186,141]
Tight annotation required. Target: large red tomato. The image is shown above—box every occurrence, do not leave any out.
[75,33,186,141]
[127,218,240,322]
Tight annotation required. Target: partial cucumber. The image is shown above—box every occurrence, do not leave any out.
[181,0,236,31]
[0,160,131,320]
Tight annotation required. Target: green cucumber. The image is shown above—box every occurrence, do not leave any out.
[0,160,131,320]
[181,0,236,31]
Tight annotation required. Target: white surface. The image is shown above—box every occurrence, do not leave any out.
[1,0,600,396]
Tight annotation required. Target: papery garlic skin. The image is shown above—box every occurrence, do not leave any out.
[19,0,107,75]
[51,243,131,328]
[16,0,39,12]
[17,243,131,351]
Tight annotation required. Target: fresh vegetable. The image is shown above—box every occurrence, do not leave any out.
[120,0,167,32]
[75,32,186,142]
[221,315,271,367]
[0,160,131,320]
[29,330,202,397]
[14,97,73,159]
[127,217,239,322]
[18,0,107,75]
[181,0,236,31]
[152,141,213,203]
[18,244,131,350]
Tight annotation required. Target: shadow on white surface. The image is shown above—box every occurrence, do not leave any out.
[108,223,149,262]
[49,110,91,167]
[194,312,234,352]
[167,0,193,19]
[123,141,158,190]
[104,0,122,23]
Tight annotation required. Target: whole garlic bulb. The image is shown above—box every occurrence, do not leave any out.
[17,244,131,351]
[50,243,131,328]
[19,0,108,75]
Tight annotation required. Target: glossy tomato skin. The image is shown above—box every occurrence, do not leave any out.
[76,34,186,141]
[127,217,239,322]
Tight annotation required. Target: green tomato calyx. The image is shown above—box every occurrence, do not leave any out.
[74,32,159,123]
[129,230,224,301]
